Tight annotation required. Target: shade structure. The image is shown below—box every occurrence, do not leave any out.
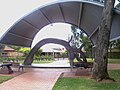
[0,0,120,47]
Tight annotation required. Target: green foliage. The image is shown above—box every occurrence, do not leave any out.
[70,26,82,48]
[115,39,120,50]
[60,51,68,58]
[34,55,54,61]
[110,39,120,50]
[18,47,30,56]
[0,57,7,62]
[8,57,16,62]
[70,25,92,56]
[34,49,42,57]
[81,36,92,52]
[53,70,120,90]
[0,57,25,63]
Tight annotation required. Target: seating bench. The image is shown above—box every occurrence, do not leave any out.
[3,62,24,72]
[74,62,93,71]
[18,64,24,72]
[0,63,13,74]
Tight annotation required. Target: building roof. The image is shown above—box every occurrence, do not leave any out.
[4,46,14,51]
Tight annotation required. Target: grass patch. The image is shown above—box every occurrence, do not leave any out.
[19,60,54,64]
[69,58,94,63]
[53,70,120,90]
[0,76,13,84]
[73,58,120,64]
[108,58,120,64]
[33,60,54,64]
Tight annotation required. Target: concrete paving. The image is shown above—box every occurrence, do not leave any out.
[31,58,70,68]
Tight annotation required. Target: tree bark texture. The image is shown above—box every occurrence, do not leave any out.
[74,44,87,62]
[93,0,115,81]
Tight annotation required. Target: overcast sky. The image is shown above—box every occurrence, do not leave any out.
[0,0,119,51]
[0,0,56,37]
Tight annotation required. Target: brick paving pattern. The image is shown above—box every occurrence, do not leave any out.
[0,69,61,90]
[0,59,120,90]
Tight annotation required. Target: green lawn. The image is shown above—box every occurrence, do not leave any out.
[53,70,120,90]
[33,60,54,64]
[23,58,120,64]
[74,58,120,64]
[19,60,54,64]
[0,76,13,84]
[86,58,120,64]
[108,58,120,64]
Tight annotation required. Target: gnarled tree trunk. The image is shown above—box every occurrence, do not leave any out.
[92,0,115,81]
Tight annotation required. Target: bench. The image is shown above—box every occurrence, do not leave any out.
[3,62,24,72]
[0,63,13,74]
[74,62,93,71]
[18,64,24,72]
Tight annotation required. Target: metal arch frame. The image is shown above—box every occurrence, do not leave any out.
[24,38,87,65]
[24,38,75,65]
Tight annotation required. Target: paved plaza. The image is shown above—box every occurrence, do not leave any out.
[0,68,63,90]
[0,59,70,90]
[0,59,120,90]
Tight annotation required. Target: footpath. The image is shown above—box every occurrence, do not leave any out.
[0,59,120,90]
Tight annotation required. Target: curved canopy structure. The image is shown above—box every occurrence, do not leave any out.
[0,0,120,47]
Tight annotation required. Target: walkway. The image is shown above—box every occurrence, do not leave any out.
[0,59,120,90]
[0,59,70,90]
[0,68,64,90]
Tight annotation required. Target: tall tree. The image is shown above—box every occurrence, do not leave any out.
[70,25,92,61]
[93,0,115,81]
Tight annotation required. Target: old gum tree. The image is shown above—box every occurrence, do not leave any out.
[93,0,115,81]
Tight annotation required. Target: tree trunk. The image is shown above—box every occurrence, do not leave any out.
[74,44,87,62]
[92,0,115,81]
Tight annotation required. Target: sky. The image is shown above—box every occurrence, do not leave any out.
[32,23,72,52]
[0,0,57,37]
[0,0,119,51]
